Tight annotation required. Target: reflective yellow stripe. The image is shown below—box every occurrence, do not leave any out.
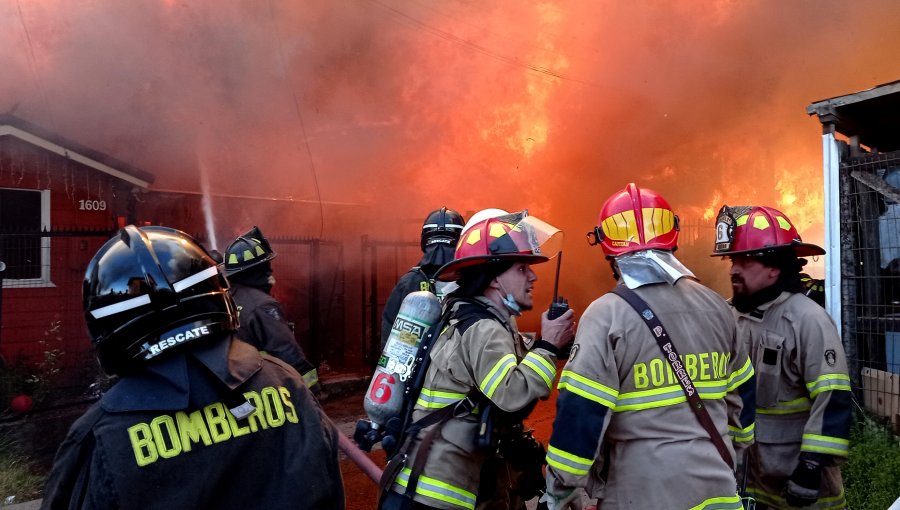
[521,352,556,388]
[802,433,850,456]
[746,486,845,509]
[416,388,467,409]
[728,422,755,443]
[687,494,743,510]
[302,369,319,388]
[545,444,592,476]
[394,468,476,509]
[757,395,812,415]
[557,370,618,408]
[614,379,726,412]
[479,354,517,398]
[727,357,754,392]
[806,373,851,398]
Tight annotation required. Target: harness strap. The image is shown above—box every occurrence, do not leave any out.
[612,286,734,468]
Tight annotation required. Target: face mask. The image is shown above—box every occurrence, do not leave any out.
[496,279,522,316]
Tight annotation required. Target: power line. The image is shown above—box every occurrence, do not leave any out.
[365,0,599,88]
[267,0,326,239]
[16,0,52,122]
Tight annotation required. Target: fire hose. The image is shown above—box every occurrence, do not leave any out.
[337,432,384,483]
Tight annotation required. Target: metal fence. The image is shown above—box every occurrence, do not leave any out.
[840,149,900,432]
[359,235,420,369]
[0,229,349,408]
[0,228,114,403]
[265,236,346,370]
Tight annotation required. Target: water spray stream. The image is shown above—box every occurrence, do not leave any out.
[199,158,218,250]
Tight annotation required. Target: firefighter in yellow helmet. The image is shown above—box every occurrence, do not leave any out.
[543,184,756,510]
[712,205,851,510]
[380,210,576,510]
[224,226,321,393]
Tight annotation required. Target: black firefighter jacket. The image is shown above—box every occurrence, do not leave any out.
[230,283,319,389]
[40,336,344,510]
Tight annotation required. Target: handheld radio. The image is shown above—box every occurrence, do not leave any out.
[547,252,571,359]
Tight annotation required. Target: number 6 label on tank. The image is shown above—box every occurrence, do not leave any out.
[369,372,395,404]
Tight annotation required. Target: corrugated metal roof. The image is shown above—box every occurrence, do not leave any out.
[807,80,900,152]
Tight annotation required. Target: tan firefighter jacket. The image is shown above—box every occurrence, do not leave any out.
[389,296,557,510]
[736,291,851,510]
[546,278,756,510]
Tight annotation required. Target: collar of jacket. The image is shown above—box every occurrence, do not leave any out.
[100,335,263,412]
[466,295,519,332]
[735,291,793,321]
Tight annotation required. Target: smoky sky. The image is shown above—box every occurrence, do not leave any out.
[1,0,899,304]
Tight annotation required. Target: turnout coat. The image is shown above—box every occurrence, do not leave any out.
[388,297,558,510]
[41,336,344,510]
[736,291,851,510]
[546,278,756,510]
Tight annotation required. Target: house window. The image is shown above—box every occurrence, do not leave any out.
[0,188,52,287]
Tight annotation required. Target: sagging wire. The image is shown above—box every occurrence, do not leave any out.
[16,0,52,124]
[267,0,326,239]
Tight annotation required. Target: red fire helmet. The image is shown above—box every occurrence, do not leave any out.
[711,205,825,257]
[434,211,563,282]
[589,183,679,259]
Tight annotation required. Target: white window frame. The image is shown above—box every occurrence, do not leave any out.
[1,188,53,288]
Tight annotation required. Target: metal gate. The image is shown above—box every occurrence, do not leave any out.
[360,235,420,369]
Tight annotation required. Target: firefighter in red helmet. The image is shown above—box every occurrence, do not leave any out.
[380,210,575,510]
[712,205,851,509]
[544,184,756,510]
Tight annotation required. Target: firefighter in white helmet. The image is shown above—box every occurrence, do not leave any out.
[380,210,576,510]
[712,205,851,509]
[544,184,756,510]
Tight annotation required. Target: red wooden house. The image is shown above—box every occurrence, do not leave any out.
[0,114,154,387]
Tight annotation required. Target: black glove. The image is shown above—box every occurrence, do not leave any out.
[784,454,823,507]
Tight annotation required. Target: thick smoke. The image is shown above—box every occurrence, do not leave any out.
[1,0,898,314]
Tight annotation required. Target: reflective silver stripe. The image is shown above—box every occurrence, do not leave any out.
[689,495,743,510]
[522,352,556,387]
[422,223,464,230]
[545,445,591,475]
[557,371,618,408]
[90,294,152,318]
[801,434,849,456]
[727,357,754,391]
[480,354,517,398]
[417,388,467,409]
[394,468,476,509]
[806,373,851,398]
[615,381,727,412]
[173,266,219,293]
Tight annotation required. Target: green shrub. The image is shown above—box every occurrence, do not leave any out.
[844,416,900,510]
[0,429,44,506]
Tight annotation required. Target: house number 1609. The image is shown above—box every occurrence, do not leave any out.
[79,200,107,211]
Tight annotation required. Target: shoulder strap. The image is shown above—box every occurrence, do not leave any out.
[611,286,734,468]
[410,266,435,293]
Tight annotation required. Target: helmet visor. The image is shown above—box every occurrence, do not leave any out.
[489,212,564,259]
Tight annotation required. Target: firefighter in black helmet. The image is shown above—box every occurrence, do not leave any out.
[379,207,465,351]
[41,226,344,510]
[224,226,321,393]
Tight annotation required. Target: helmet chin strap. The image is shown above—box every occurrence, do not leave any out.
[495,279,522,316]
